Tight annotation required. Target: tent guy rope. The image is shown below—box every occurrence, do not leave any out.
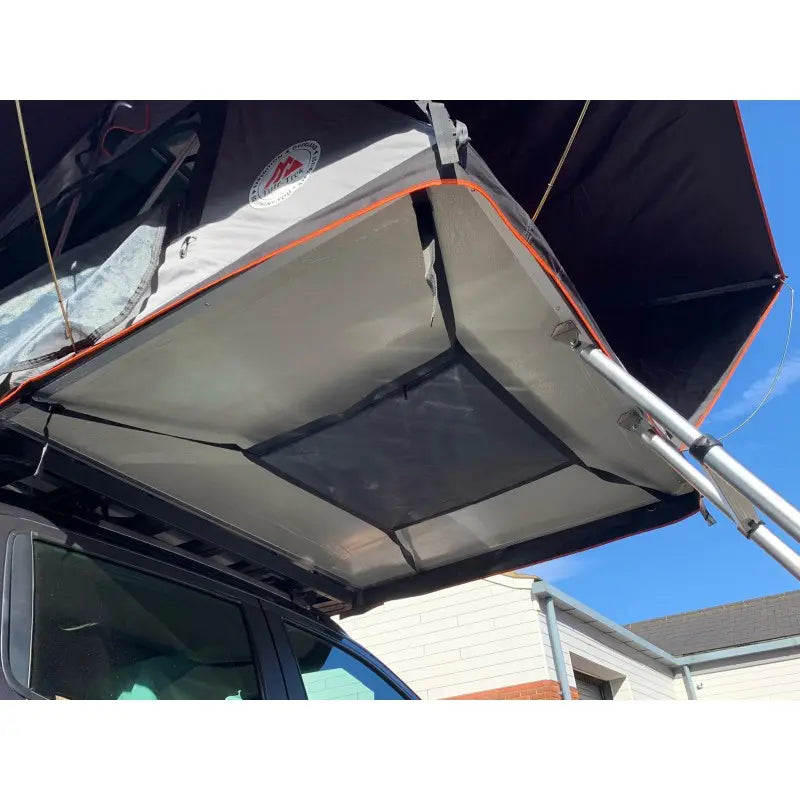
[13,99,77,352]
[719,283,794,440]
[531,100,591,222]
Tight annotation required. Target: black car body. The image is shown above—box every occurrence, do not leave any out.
[0,501,416,700]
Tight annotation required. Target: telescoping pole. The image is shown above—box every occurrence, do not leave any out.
[640,430,800,581]
[578,345,800,548]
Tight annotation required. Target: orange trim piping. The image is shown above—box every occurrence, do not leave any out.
[676,103,785,431]
[734,101,785,279]
[0,179,610,411]
[693,281,784,430]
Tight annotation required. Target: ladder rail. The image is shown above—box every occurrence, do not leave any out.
[578,345,800,548]
[546,331,800,581]
[640,430,800,580]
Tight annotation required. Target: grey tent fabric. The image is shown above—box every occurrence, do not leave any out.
[7,173,692,592]
[131,101,436,323]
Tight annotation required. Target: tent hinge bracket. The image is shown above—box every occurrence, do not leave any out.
[551,319,581,348]
[417,101,469,168]
[617,409,644,432]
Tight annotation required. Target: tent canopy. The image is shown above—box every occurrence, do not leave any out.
[0,101,782,614]
[385,101,784,419]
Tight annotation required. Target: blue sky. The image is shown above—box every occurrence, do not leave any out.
[526,101,800,624]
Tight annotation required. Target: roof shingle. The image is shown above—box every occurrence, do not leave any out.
[626,590,800,656]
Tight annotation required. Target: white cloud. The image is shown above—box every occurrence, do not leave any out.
[531,552,593,583]
[712,352,800,424]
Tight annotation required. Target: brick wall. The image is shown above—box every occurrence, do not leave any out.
[445,679,579,700]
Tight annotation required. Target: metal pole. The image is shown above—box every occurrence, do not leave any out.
[542,594,572,700]
[641,431,729,512]
[680,665,698,700]
[579,346,800,547]
[703,447,800,547]
[579,346,700,445]
[138,133,199,215]
[748,526,800,580]
[641,432,800,581]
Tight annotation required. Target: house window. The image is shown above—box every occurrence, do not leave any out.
[574,670,613,700]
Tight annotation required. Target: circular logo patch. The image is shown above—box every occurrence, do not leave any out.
[249,140,321,208]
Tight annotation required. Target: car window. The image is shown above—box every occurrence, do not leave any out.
[284,624,405,700]
[15,540,261,700]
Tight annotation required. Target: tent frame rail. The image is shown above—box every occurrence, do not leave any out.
[551,321,800,580]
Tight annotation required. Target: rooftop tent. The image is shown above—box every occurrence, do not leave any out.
[0,101,784,613]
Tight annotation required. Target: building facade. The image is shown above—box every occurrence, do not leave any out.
[337,574,800,700]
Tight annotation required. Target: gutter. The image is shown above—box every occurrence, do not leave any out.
[677,635,800,666]
[530,581,681,669]
[543,594,572,700]
[680,665,698,700]
[530,581,800,699]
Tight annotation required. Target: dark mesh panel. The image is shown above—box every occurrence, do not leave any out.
[250,357,571,531]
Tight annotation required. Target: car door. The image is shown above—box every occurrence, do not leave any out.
[0,513,289,700]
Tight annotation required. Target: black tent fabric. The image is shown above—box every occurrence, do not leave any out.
[0,101,110,218]
[248,352,575,534]
[385,101,784,419]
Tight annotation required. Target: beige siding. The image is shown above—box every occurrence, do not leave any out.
[673,673,690,700]
[535,601,677,700]
[341,576,800,701]
[339,576,679,700]
[677,649,800,700]
[337,575,548,699]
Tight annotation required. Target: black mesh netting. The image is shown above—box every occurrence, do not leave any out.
[249,356,572,531]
